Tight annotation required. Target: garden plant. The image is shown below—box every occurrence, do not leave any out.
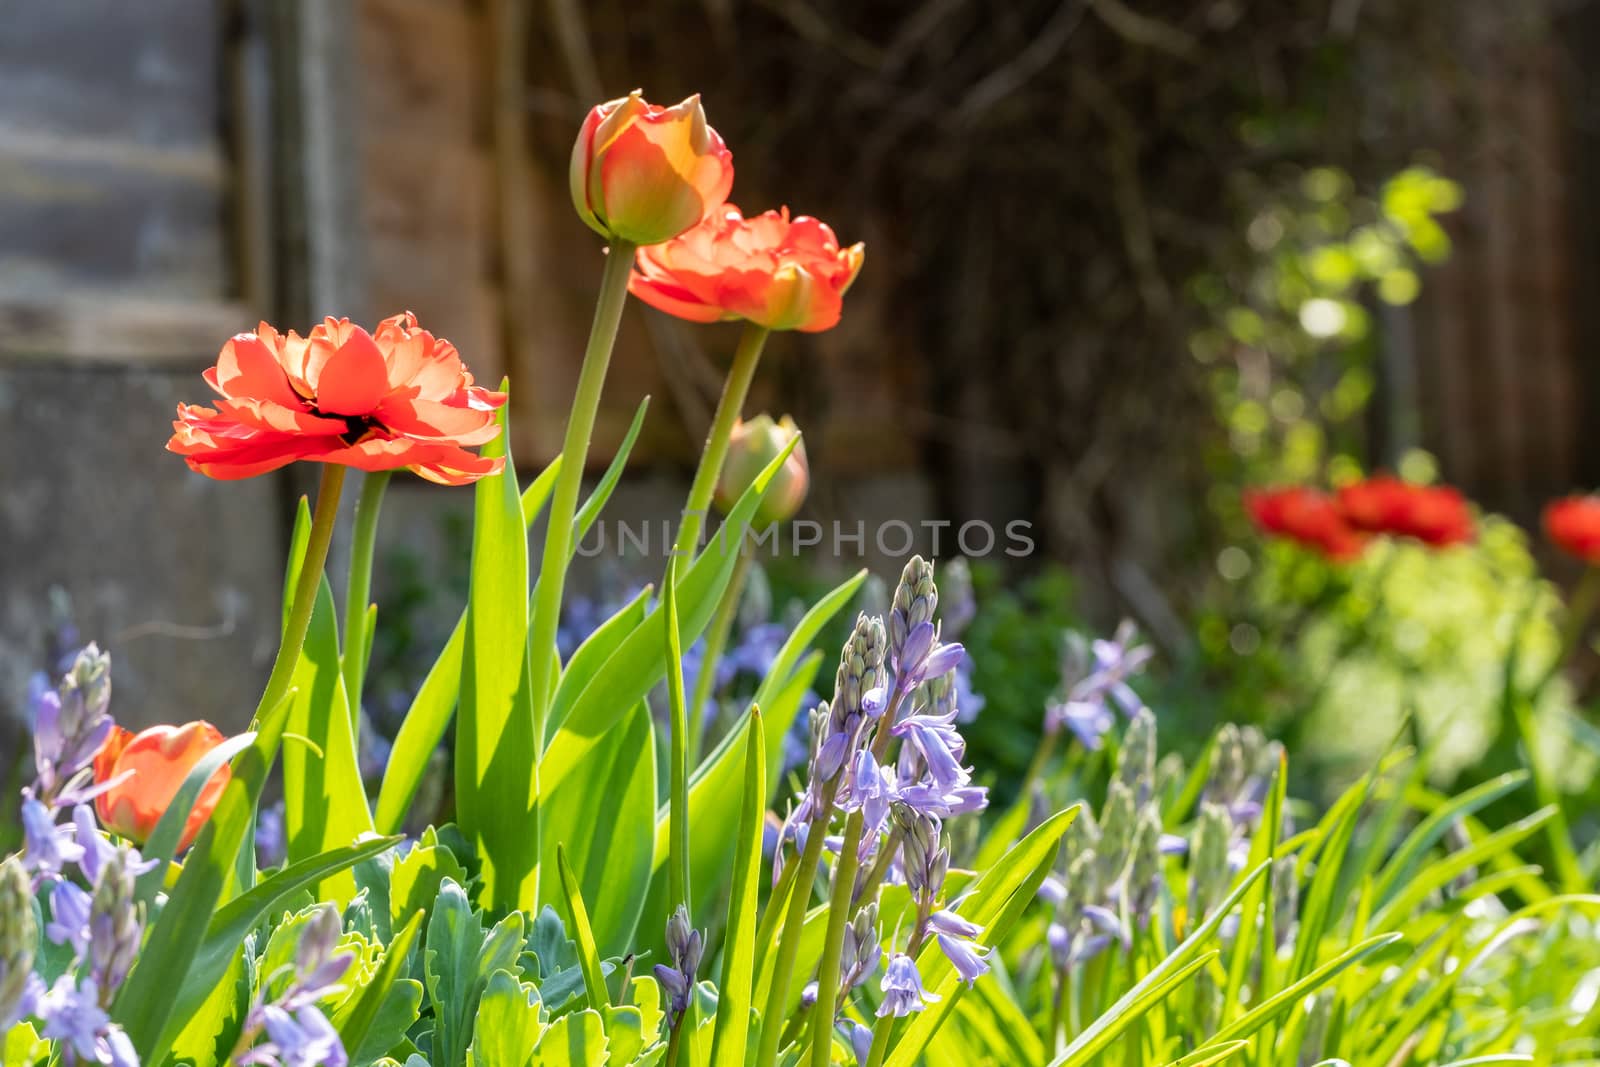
[6,90,1600,1067]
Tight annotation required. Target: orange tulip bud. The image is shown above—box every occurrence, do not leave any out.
[570,91,735,247]
[93,721,231,852]
[714,414,809,528]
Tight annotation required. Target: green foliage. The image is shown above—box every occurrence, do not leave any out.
[963,563,1083,786]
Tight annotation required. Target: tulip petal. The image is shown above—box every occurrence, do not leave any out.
[313,327,390,415]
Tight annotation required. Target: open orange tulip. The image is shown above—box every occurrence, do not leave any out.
[570,91,734,246]
[168,311,506,485]
[93,721,231,852]
[630,205,865,333]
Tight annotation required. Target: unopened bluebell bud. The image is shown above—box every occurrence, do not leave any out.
[1188,803,1233,925]
[657,904,702,1025]
[889,557,938,666]
[89,849,142,1002]
[1115,709,1157,795]
[841,902,880,992]
[0,857,36,1028]
[1095,780,1136,887]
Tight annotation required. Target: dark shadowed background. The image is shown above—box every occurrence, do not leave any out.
[2,0,1597,742]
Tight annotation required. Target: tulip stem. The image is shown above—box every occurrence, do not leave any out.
[686,546,752,768]
[669,322,770,570]
[527,240,637,751]
[342,469,390,728]
[260,464,347,729]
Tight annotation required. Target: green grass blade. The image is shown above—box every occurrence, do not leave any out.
[1048,862,1272,1067]
[556,844,613,1010]
[456,394,540,912]
[709,707,765,1067]
[1211,933,1401,1046]
[374,451,560,835]
[1372,770,1530,907]
[283,572,375,905]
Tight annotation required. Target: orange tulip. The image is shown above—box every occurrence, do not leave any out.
[168,311,506,485]
[570,91,734,246]
[714,414,809,528]
[1545,495,1600,564]
[93,721,231,851]
[630,206,865,333]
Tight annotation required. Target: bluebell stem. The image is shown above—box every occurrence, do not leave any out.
[88,850,142,1005]
[0,856,38,1029]
[877,953,938,1018]
[654,904,703,1029]
[32,645,114,807]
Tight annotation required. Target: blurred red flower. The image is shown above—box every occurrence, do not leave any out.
[1545,495,1600,564]
[94,721,230,852]
[1244,486,1367,561]
[1337,476,1474,548]
[630,205,865,332]
[168,312,505,485]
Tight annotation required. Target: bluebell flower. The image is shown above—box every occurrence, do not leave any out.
[1046,700,1116,751]
[877,953,938,1017]
[36,979,119,1062]
[72,807,155,885]
[847,1020,875,1064]
[934,932,989,985]
[256,803,288,869]
[31,646,116,808]
[237,1004,346,1067]
[1047,622,1153,749]
[46,881,92,956]
[22,796,82,875]
[891,716,970,794]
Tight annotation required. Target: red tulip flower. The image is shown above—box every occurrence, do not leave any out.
[168,312,506,485]
[630,205,865,333]
[1545,495,1600,564]
[1244,486,1367,561]
[1337,476,1474,548]
[93,721,231,851]
[570,91,735,246]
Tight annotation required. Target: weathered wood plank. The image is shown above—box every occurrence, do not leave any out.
[0,293,249,366]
